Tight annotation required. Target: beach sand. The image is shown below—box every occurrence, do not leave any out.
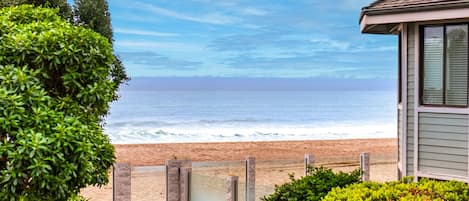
[81,138,397,201]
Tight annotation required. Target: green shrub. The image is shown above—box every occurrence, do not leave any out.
[0,0,73,20]
[323,177,469,201]
[0,5,116,201]
[0,5,115,118]
[261,166,361,201]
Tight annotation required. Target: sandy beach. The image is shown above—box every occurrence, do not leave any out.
[82,138,397,201]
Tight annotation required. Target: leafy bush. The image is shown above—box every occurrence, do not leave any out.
[0,5,116,118]
[1,0,130,101]
[0,0,72,20]
[323,177,469,201]
[0,5,116,201]
[261,166,361,201]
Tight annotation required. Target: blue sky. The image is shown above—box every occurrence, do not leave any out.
[105,0,397,79]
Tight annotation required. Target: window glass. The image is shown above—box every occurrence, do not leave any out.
[422,26,444,105]
[445,25,468,106]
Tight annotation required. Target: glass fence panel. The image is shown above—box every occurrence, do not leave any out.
[322,156,360,177]
[256,158,304,200]
[190,160,246,201]
[80,171,113,201]
[132,165,166,201]
[317,154,361,174]
[316,152,398,182]
[369,152,397,182]
[253,154,397,201]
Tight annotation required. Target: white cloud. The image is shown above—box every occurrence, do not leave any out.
[240,7,268,16]
[339,0,375,11]
[309,38,351,51]
[191,0,268,16]
[133,2,238,25]
[241,24,265,30]
[116,41,205,52]
[349,46,397,53]
[115,28,179,37]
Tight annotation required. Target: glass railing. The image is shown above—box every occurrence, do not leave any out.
[80,171,113,200]
[81,153,397,201]
[131,165,166,201]
[316,152,397,182]
[190,160,246,201]
[369,153,397,182]
[256,158,304,200]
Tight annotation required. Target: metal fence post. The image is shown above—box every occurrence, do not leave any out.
[245,156,255,201]
[113,162,131,201]
[166,160,180,201]
[304,154,315,176]
[226,175,239,201]
[166,159,192,201]
[180,167,192,201]
[360,152,370,181]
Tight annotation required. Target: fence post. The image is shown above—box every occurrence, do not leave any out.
[180,167,192,201]
[113,162,131,201]
[166,159,192,201]
[226,175,239,201]
[245,156,255,201]
[166,160,181,201]
[360,152,370,181]
[304,154,315,176]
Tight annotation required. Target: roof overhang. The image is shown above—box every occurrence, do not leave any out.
[361,3,469,34]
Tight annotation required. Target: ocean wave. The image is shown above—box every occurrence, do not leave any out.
[107,118,281,128]
[198,118,277,124]
[105,123,396,144]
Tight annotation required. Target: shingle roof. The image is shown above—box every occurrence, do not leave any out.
[367,0,459,10]
[360,0,469,33]
[363,0,469,14]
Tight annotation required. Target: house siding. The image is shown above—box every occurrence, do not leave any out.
[418,113,468,177]
[406,23,415,176]
[361,1,469,182]
[397,109,404,178]
[398,108,402,174]
[406,23,469,179]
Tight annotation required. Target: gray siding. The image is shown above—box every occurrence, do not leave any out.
[406,23,415,176]
[398,107,404,178]
[398,108,402,168]
[418,113,468,177]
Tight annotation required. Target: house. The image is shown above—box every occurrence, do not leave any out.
[360,0,469,182]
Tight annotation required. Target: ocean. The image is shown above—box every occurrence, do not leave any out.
[104,88,397,144]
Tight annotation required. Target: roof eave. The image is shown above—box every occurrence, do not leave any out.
[360,2,469,34]
[362,1,469,17]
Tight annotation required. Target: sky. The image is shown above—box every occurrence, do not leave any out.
[105,0,398,79]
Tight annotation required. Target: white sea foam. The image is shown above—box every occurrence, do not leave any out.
[105,122,396,144]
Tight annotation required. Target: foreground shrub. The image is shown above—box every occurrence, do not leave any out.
[261,166,361,201]
[323,177,469,201]
[0,5,116,201]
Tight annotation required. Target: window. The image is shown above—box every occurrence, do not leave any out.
[421,24,468,107]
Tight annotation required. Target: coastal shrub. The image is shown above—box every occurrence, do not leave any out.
[261,166,361,201]
[0,0,130,101]
[323,177,469,201]
[0,5,115,200]
[74,0,129,101]
[0,0,72,19]
[0,5,116,118]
